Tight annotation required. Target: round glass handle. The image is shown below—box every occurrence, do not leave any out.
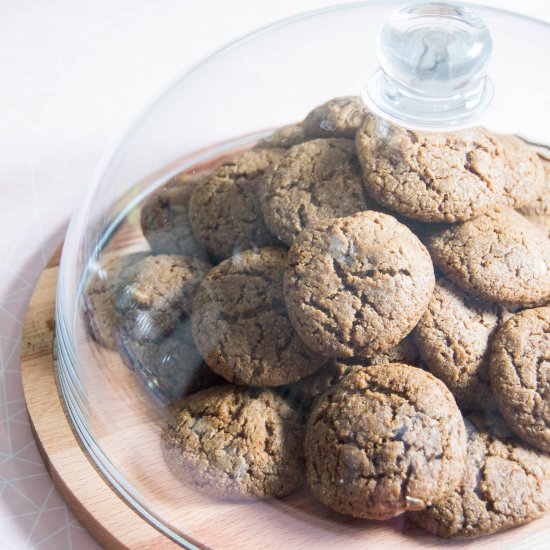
[363,2,494,130]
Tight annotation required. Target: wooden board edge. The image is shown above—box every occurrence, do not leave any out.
[19,248,186,550]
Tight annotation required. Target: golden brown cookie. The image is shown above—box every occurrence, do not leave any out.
[427,208,550,306]
[301,96,369,139]
[414,278,510,408]
[255,123,306,149]
[117,254,211,341]
[409,414,550,538]
[189,149,283,260]
[497,135,545,209]
[259,138,371,245]
[305,365,467,520]
[279,339,419,416]
[255,96,368,150]
[277,360,352,416]
[161,386,305,499]
[191,247,327,386]
[518,157,550,238]
[83,252,148,349]
[140,172,206,256]
[116,320,223,405]
[490,307,550,452]
[365,334,420,366]
[284,211,435,357]
[356,114,505,222]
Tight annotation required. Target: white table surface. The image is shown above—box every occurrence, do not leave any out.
[1,1,548,548]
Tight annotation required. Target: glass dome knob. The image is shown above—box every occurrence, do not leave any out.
[363,2,494,130]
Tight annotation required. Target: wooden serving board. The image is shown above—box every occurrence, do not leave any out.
[19,245,550,549]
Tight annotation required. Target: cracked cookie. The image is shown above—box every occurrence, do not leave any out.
[414,278,510,409]
[189,149,283,260]
[365,334,420,366]
[161,385,305,499]
[518,157,550,238]
[259,138,372,246]
[117,254,211,341]
[356,114,506,222]
[116,320,223,404]
[277,360,353,415]
[279,337,418,417]
[255,96,368,150]
[490,307,550,452]
[409,414,550,538]
[255,123,306,149]
[427,207,550,306]
[140,171,206,257]
[497,135,545,209]
[284,211,435,357]
[83,252,149,349]
[305,364,467,520]
[191,247,327,386]
[301,96,369,139]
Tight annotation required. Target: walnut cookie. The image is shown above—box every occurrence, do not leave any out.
[140,171,206,257]
[305,365,467,520]
[497,135,545,209]
[284,211,435,358]
[162,386,305,499]
[189,149,283,260]
[116,254,211,341]
[83,252,149,350]
[518,157,550,238]
[427,207,550,306]
[191,247,327,386]
[409,414,550,538]
[278,336,419,416]
[116,321,223,404]
[414,277,511,409]
[255,95,368,149]
[356,114,543,222]
[490,307,550,452]
[259,138,372,246]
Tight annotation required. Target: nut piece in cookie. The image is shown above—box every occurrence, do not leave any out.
[83,252,149,349]
[490,307,550,452]
[427,207,550,306]
[116,254,211,341]
[259,138,372,246]
[161,386,305,499]
[518,157,550,238]
[305,365,467,520]
[356,114,505,222]
[409,414,550,538]
[301,96,369,139]
[284,211,435,358]
[191,247,327,386]
[116,321,223,405]
[140,172,206,257]
[414,277,510,409]
[189,149,283,260]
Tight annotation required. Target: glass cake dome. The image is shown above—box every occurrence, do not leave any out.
[56,2,550,548]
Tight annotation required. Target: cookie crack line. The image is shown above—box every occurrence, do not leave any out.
[333,257,412,281]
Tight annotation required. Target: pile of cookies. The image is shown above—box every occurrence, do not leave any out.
[85,95,550,539]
